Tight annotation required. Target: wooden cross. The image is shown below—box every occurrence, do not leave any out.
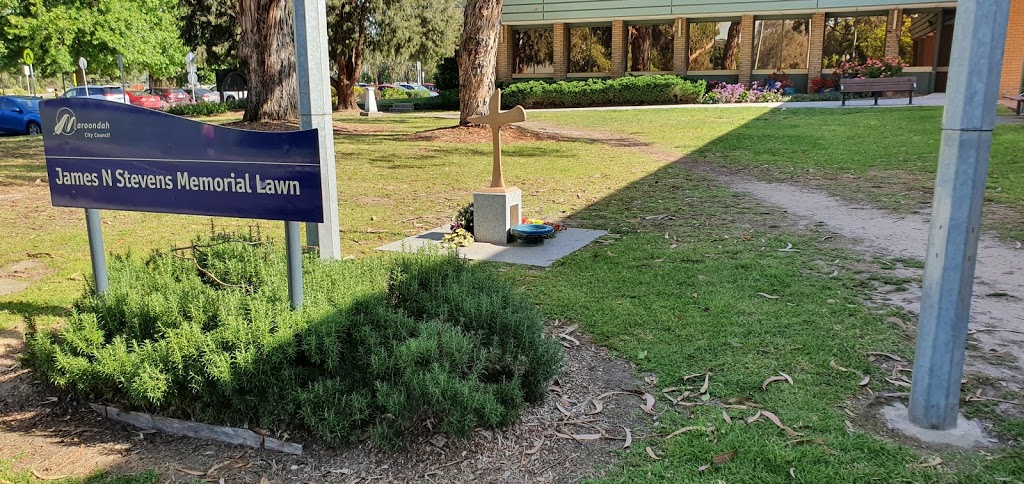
[469,89,527,189]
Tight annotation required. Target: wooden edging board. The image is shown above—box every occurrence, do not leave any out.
[90,403,303,455]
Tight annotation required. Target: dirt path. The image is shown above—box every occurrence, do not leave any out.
[521,120,1024,390]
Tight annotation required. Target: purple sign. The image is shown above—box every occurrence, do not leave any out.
[41,99,324,223]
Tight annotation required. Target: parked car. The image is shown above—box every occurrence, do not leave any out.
[62,86,130,104]
[144,87,193,106]
[397,83,438,97]
[0,96,42,135]
[190,88,221,103]
[126,91,165,110]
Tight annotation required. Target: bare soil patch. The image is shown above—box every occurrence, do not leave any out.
[0,321,651,482]
[0,259,55,296]
[225,120,393,136]
[404,125,565,144]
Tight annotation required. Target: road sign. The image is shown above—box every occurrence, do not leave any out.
[116,54,123,71]
[187,64,197,74]
[23,65,31,76]
[187,72,199,86]
[78,57,88,71]
[185,52,196,65]
[22,49,34,66]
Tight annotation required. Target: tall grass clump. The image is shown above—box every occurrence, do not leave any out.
[24,233,561,448]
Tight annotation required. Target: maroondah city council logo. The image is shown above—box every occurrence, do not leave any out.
[54,108,77,136]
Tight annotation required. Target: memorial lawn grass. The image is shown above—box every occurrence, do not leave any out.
[1,111,1022,481]
[532,106,1024,242]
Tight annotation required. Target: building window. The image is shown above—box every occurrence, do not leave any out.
[688,21,742,71]
[513,28,554,75]
[822,16,887,69]
[752,19,809,70]
[569,25,612,73]
[627,23,674,72]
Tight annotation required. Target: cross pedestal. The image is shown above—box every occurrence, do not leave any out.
[468,90,527,246]
[473,187,521,245]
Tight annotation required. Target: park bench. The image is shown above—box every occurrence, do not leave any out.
[1002,90,1024,115]
[839,77,917,106]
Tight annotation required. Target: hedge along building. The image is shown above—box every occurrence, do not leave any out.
[496,0,1024,95]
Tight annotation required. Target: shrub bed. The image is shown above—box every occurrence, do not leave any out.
[500,75,706,109]
[25,235,562,448]
[165,102,229,117]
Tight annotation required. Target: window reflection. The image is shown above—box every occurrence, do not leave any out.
[513,28,554,75]
[569,26,613,73]
[688,21,742,71]
[753,19,809,70]
[627,24,674,72]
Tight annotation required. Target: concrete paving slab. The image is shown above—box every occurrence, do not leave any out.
[882,403,992,448]
[376,226,607,268]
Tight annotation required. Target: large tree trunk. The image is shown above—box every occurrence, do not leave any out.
[331,2,366,111]
[238,0,297,121]
[458,0,502,126]
[723,22,741,71]
[629,25,652,72]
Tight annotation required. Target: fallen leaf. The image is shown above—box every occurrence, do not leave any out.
[859,375,871,386]
[176,468,207,476]
[788,438,826,446]
[646,447,661,461]
[327,468,353,474]
[713,450,737,464]
[779,372,794,385]
[723,411,733,424]
[662,387,679,393]
[919,456,943,467]
[830,359,853,373]
[763,375,788,390]
[757,293,780,300]
[665,426,707,439]
[760,410,803,436]
[559,333,580,346]
[32,471,69,481]
[641,393,657,416]
[746,410,763,424]
[556,402,573,418]
[867,352,906,363]
[206,460,233,475]
[885,377,913,388]
[571,433,603,442]
[790,468,797,478]
[845,420,855,433]
[588,399,604,415]
[623,427,633,449]
[595,391,630,400]
[698,464,711,472]
[525,437,544,455]
[778,243,799,252]
[699,373,711,394]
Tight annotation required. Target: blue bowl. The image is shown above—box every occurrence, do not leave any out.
[511,224,555,245]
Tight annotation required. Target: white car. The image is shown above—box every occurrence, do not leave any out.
[62,86,130,104]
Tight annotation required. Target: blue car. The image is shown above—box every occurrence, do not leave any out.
[0,95,43,136]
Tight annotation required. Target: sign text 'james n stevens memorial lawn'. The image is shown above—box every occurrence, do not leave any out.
[40,98,325,308]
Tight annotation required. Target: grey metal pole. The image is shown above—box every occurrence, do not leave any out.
[85,209,109,294]
[292,0,341,260]
[908,0,1010,430]
[285,221,303,309]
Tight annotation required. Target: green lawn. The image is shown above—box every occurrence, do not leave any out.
[1,109,1022,482]
[531,106,1024,241]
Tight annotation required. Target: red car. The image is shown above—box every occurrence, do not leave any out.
[126,91,165,110]
[144,87,193,106]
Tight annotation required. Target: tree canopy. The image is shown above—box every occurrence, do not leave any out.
[1,0,187,79]
[179,0,240,71]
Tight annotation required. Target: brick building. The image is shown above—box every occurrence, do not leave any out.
[496,0,1024,95]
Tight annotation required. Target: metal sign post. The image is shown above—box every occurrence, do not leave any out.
[79,57,89,93]
[292,0,342,260]
[116,54,127,99]
[908,0,1011,430]
[23,49,35,96]
[185,52,198,102]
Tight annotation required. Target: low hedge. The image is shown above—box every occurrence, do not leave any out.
[501,75,706,109]
[25,235,562,449]
[165,102,229,117]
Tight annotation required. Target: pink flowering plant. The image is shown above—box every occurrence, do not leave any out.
[704,82,784,104]
[836,56,908,79]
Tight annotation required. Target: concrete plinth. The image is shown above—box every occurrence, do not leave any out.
[360,87,380,117]
[882,403,990,448]
[473,187,521,245]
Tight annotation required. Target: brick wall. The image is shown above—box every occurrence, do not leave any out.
[1001,0,1024,95]
[884,9,903,59]
[553,23,568,80]
[612,20,627,76]
[674,18,689,76]
[497,25,513,83]
[739,15,754,85]
[807,12,825,93]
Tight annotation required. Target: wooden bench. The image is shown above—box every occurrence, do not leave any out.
[1002,91,1024,115]
[839,77,917,106]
